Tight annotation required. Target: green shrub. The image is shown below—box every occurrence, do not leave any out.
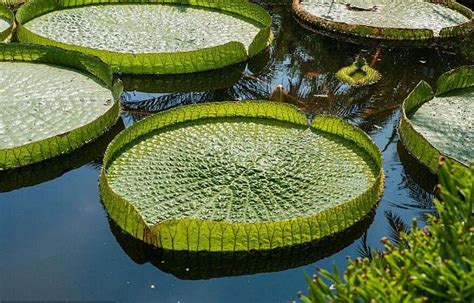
[300,159,473,302]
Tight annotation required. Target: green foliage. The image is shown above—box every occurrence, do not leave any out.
[0,43,121,170]
[300,159,473,303]
[100,101,384,252]
[16,0,272,74]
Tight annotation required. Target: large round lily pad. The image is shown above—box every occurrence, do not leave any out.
[400,66,474,172]
[0,4,13,41]
[17,0,272,74]
[0,44,122,170]
[100,102,384,252]
[293,0,473,41]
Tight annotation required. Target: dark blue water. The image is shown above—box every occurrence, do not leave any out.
[1,6,472,302]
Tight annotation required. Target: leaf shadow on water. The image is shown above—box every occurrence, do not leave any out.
[106,209,376,280]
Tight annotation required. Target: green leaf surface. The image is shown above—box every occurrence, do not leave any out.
[17,0,272,74]
[100,101,384,252]
[0,43,121,170]
[400,66,474,172]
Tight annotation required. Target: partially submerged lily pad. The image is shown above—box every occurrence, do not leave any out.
[293,0,473,41]
[0,44,122,170]
[17,0,272,74]
[400,66,474,172]
[0,4,13,41]
[336,56,381,86]
[100,102,384,252]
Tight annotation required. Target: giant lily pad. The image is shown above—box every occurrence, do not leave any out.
[0,4,13,41]
[100,102,384,252]
[17,0,272,74]
[0,44,122,170]
[293,0,473,41]
[400,66,474,172]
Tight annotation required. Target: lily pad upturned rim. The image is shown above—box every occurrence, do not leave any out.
[0,4,13,42]
[336,61,381,87]
[399,65,474,173]
[0,43,122,170]
[100,101,384,252]
[292,0,474,42]
[16,0,273,75]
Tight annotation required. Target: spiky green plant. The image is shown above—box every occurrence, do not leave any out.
[300,158,473,302]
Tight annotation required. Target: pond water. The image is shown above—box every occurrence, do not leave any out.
[1,6,473,303]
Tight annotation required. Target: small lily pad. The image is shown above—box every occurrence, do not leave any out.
[336,56,381,86]
[294,0,473,41]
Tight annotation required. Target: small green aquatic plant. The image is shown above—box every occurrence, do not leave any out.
[0,43,122,170]
[300,158,473,302]
[400,65,473,172]
[0,4,13,42]
[16,0,272,74]
[100,101,384,252]
[336,56,381,87]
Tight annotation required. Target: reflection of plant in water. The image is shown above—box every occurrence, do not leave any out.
[108,210,375,280]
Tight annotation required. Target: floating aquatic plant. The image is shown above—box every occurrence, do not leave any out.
[0,43,122,170]
[17,0,272,74]
[293,0,473,41]
[100,101,384,252]
[400,65,473,172]
[336,56,381,87]
[0,4,13,42]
